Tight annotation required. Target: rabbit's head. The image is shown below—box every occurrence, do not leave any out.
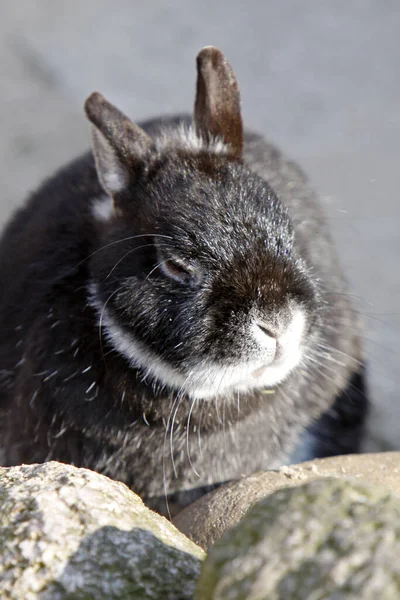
[85,47,320,400]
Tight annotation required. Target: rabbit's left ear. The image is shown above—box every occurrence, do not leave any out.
[84,92,152,196]
[194,47,243,159]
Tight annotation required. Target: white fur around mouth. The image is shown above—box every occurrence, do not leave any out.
[88,282,305,400]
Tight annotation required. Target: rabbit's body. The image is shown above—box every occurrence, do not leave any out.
[0,49,367,513]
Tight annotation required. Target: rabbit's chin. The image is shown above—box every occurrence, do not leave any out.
[174,347,304,400]
[89,284,306,400]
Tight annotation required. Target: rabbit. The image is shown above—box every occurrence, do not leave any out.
[0,47,368,515]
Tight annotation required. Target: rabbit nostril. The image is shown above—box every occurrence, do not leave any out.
[256,322,277,339]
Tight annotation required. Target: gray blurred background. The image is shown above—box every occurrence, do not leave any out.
[1,1,399,451]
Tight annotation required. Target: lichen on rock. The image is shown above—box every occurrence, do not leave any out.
[174,452,400,550]
[0,462,205,599]
[196,477,400,599]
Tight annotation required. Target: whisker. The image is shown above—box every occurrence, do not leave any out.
[98,286,125,367]
[169,394,184,479]
[313,342,363,368]
[311,341,397,382]
[197,398,205,461]
[65,233,172,276]
[318,303,400,330]
[236,389,241,416]
[302,357,367,400]
[162,393,180,521]
[186,397,200,478]
[161,370,193,520]
[105,243,155,280]
[145,259,170,282]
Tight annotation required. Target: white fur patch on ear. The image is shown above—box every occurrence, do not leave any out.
[91,195,114,222]
[102,169,127,194]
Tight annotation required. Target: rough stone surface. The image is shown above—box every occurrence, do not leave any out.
[195,478,400,599]
[0,462,205,599]
[174,452,400,549]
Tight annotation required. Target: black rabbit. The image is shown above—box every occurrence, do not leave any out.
[0,47,367,515]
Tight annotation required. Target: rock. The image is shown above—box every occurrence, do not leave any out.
[195,478,400,599]
[174,451,400,549]
[0,461,205,599]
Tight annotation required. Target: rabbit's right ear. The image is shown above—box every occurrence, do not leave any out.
[194,47,243,159]
[84,92,152,196]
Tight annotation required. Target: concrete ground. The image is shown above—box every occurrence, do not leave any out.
[1,1,399,451]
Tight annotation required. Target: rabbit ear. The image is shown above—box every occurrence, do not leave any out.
[194,47,243,159]
[84,92,152,196]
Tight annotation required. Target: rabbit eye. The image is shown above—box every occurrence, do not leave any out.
[160,256,196,283]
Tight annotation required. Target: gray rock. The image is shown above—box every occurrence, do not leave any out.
[195,478,400,599]
[174,451,400,549]
[0,461,205,599]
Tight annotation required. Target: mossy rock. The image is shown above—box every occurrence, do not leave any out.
[196,478,400,599]
[0,462,205,599]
